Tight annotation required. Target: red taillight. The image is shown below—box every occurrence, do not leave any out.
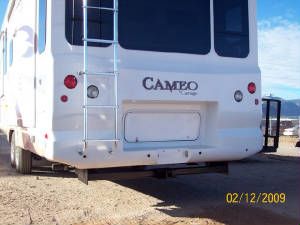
[248,82,256,94]
[64,75,77,89]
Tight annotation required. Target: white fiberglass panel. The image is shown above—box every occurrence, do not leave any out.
[125,112,201,143]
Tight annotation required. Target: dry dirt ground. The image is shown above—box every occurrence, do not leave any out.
[0,133,299,225]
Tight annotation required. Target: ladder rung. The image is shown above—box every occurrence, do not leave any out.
[83,6,118,12]
[86,71,117,77]
[84,105,118,109]
[84,139,119,142]
[83,38,117,44]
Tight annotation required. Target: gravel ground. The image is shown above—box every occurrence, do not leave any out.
[0,133,299,225]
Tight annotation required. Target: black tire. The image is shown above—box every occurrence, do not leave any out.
[296,141,300,148]
[10,132,16,168]
[15,145,32,174]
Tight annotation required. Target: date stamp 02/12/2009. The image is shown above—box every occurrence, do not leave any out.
[225,193,286,204]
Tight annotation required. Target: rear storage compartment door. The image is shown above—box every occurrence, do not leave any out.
[124,112,201,142]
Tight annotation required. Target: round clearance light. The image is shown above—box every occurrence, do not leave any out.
[234,90,243,102]
[60,95,68,102]
[64,75,77,89]
[87,85,99,99]
[248,82,256,94]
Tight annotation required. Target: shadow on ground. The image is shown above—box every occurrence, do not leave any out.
[114,154,300,225]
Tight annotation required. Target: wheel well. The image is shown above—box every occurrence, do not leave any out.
[8,130,14,144]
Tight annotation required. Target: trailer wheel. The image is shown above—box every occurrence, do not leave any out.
[15,146,32,174]
[10,132,16,168]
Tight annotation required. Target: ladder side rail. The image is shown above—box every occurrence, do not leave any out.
[83,0,88,150]
[113,0,119,141]
[274,100,281,148]
[264,100,270,147]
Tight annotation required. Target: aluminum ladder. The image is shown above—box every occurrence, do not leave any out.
[82,0,119,154]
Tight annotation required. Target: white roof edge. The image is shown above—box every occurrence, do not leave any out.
[1,0,17,32]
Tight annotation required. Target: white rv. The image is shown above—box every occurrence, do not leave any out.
[0,0,268,181]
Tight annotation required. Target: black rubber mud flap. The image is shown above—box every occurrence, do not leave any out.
[76,169,89,185]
